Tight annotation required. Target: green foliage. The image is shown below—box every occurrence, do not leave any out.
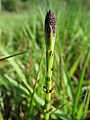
[2,0,17,11]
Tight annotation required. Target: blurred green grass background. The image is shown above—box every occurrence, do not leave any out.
[0,0,90,119]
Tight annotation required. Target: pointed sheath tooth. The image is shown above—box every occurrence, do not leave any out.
[45,10,56,39]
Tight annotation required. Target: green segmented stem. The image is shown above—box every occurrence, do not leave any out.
[44,10,56,120]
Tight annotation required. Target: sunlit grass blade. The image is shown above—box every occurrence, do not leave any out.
[77,89,90,119]
[29,48,45,116]
[3,74,30,95]
[0,112,4,120]
[73,47,90,118]
[69,57,80,78]
[0,76,9,90]
[62,57,74,101]
[77,103,84,120]
[83,90,90,119]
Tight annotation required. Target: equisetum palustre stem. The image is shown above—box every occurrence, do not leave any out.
[44,10,56,120]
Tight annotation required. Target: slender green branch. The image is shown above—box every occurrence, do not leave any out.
[44,10,56,120]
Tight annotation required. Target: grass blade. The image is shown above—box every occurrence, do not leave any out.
[69,57,80,78]
[73,47,90,118]
[83,90,90,119]
[0,45,45,106]
[0,112,4,120]
[62,57,74,101]
[0,51,28,62]
[29,48,45,116]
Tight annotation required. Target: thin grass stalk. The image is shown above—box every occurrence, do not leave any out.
[0,51,28,62]
[44,10,56,120]
[29,48,45,117]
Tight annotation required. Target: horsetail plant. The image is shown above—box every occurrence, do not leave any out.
[44,10,56,120]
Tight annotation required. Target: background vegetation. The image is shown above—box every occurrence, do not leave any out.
[0,0,90,119]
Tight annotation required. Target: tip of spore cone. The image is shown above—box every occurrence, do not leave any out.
[45,10,56,38]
